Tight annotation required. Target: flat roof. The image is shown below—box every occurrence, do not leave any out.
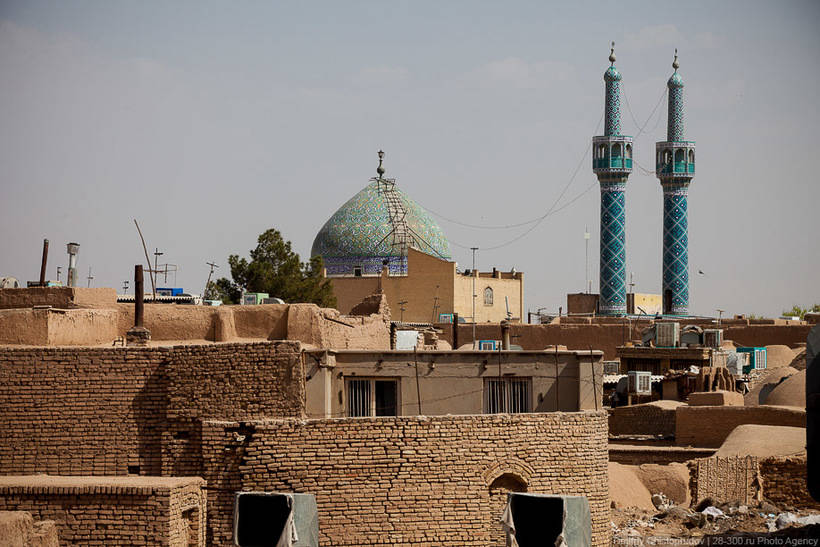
[0,475,203,494]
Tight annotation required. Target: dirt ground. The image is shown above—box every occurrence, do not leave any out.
[612,502,820,544]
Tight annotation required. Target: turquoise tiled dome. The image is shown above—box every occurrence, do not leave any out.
[311,179,451,275]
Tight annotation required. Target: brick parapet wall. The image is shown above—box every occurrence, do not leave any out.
[0,477,205,546]
[608,403,680,437]
[202,413,610,546]
[0,343,305,476]
[760,456,820,510]
[675,405,806,448]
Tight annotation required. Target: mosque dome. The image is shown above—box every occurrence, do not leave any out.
[311,153,451,276]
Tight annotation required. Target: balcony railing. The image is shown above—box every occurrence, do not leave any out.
[656,162,695,174]
[593,158,633,169]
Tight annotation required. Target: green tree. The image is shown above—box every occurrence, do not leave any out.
[781,304,820,320]
[210,228,336,307]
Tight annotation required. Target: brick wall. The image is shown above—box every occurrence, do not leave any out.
[675,406,806,447]
[201,413,610,547]
[0,343,304,476]
[760,456,820,510]
[690,456,760,505]
[608,402,682,437]
[690,455,819,510]
[0,476,206,546]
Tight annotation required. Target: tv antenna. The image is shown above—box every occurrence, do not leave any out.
[204,262,219,300]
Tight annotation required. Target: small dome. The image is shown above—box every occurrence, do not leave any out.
[312,179,451,275]
[604,66,621,82]
[667,72,684,88]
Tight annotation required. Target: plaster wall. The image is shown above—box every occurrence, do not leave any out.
[305,350,603,418]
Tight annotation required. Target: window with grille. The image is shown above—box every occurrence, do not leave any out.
[346,378,399,417]
[484,287,494,306]
[484,377,531,414]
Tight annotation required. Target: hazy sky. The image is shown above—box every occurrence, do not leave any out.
[0,1,817,317]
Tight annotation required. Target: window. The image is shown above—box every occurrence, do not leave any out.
[484,377,531,414]
[484,286,494,306]
[675,149,685,162]
[346,378,399,417]
[353,266,363,277]
[688,149,695,163]
[625,144,633,159]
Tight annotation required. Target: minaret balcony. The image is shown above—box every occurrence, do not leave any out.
[655,141,695,179]
[592,135,634,175]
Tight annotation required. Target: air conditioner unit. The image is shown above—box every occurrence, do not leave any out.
[703,329,723,349]
[627,371,652,395]
[603,361,621,375]
[655,322,680,347]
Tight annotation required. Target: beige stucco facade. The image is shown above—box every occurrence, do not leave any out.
[304,348,604,418]
[328,247,524,324]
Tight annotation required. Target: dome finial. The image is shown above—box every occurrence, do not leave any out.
[672,48,679,71]
[609,41,616,65]
[376,149,385,177]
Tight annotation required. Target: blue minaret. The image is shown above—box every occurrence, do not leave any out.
[592,43,633,316]
[656,50,695,315]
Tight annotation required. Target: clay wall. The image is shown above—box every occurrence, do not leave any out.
[286,303,389,350]
[0,510,58,546]
[0,287,117,309]
[609,446,715,466]
[0,476,205,546]
[675,406,806,448]
[201,412,610,546]
[0,343,305,476]
[0,309,48,345]
[608,402,681,437]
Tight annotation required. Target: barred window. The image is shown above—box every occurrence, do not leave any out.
[484,377,531,414]
[346,378,399,417]
[484,287,494,306]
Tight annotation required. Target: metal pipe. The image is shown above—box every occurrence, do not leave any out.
[501,321,510,350]
[66,242,80,287]
[39,239,49,286]
[134,264,144,328]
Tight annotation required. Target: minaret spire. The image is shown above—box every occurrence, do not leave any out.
[656,50,695,315]
[592,43,633,316]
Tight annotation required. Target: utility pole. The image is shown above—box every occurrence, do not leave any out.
[153,248,164,287]
[204,262,219,300]
[584,226,590,293]
[86,267,94,288]
[122,280,129,295]
[398,300,408,323]
[471,247,478,349]
[431,285,440,324]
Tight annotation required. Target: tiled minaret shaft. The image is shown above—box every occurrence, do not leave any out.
[656,51,695,315]
[592,43,633,316]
